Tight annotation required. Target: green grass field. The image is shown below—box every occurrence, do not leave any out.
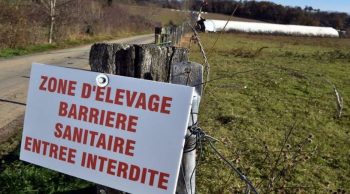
[189,33,350,193]
[1,33,349,193]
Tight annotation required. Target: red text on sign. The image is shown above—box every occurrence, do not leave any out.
[54,123,135,156]
[24,136,76,164]
[58,101,138,133]
[39,75,76,96]
[81,83,173,114]
[81,152,169,190]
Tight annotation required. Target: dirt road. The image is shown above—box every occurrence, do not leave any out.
[0,34,154,144]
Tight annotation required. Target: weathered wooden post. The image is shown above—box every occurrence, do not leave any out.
[171,61,203,194]
[161,27,167,45]
[155,24,186,46]
[89,43,202,194]
[155,27,162,44]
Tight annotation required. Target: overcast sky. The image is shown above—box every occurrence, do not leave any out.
[256,0,350,13]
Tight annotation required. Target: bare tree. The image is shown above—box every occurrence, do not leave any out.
[35,0,56,44]
[36,0,75,44]
[48,0,56,44]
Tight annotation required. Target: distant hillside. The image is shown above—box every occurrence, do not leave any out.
[127,0,350,31]
[201,12,263,23]
[200,1,350,30]
[118,3,262,25]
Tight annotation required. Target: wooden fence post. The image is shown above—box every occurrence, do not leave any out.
[89,43,202,194]
[155,26,162,44]
[155,25,185,46]
[171,61,203,194]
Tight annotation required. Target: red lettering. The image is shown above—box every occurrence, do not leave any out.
[62,125,72,141]
[81,83,92,98]
[24,136,76,164]
[114,89,125,105]
[126,90,137,107]
[113,137,125,154]
[57,79,67,95]
[160,97,172,114]
[67,103,77,119]
[127,116,138,132]
[141,168,147,184]
[105,111,115,128]
[95,87,105,102]
[58,145,68,161]
[39,76,76,96]
[135,93,146,110]
[81,152,86,166]
[54,123,63,138]
[98,156,108,172]
[79,152,170,190]
[88,108,99,124]
[129,165,140,181]
[86,153,97,170]
[89,131,98,146]
[49,143,58,158]
[24,136,32,151]
[78,105,88,121]
[125,140,135,157]
[148,169,159,186]
[41,141,50,156]
[99,110,106,125]
[72,127,83,142]
[107,158,117,175]
[67,148,76,164]
[58,101,68,116]
[158,172,170,190]
[32,138,41,154]
[83,129,89,144]
[57,102,140,133]
[107,135,113,151]
[105,87,114,103]
[67,81,76,96]
[96,134,106,149]
[115,113,127,130]
[47,77,57,92]
[117,161,128,178]
[148,95,160,112]
[39,76,48,91]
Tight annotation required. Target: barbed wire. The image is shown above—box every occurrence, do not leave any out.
[187,22,210,90]
[184,120,260,194]
[207,4,240,56]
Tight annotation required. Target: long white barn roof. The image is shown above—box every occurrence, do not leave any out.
[204,20,339,37]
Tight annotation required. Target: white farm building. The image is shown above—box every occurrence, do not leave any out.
[203,20,339,37]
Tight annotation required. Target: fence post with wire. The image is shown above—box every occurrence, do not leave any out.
[89,43,202,194]
[171,61,203,194]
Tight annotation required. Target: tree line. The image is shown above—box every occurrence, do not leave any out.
[200,0,350,30]
[129,0,350,30]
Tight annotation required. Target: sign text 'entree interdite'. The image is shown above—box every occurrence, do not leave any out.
[20,63,194,194]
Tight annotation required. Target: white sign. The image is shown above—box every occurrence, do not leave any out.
[20,63,194,194]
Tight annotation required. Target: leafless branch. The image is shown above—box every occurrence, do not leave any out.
[324,79,344,118]
[333,85,344,118]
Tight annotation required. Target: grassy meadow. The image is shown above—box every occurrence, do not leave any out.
[189,33,350,193]
[1,33,349,193]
